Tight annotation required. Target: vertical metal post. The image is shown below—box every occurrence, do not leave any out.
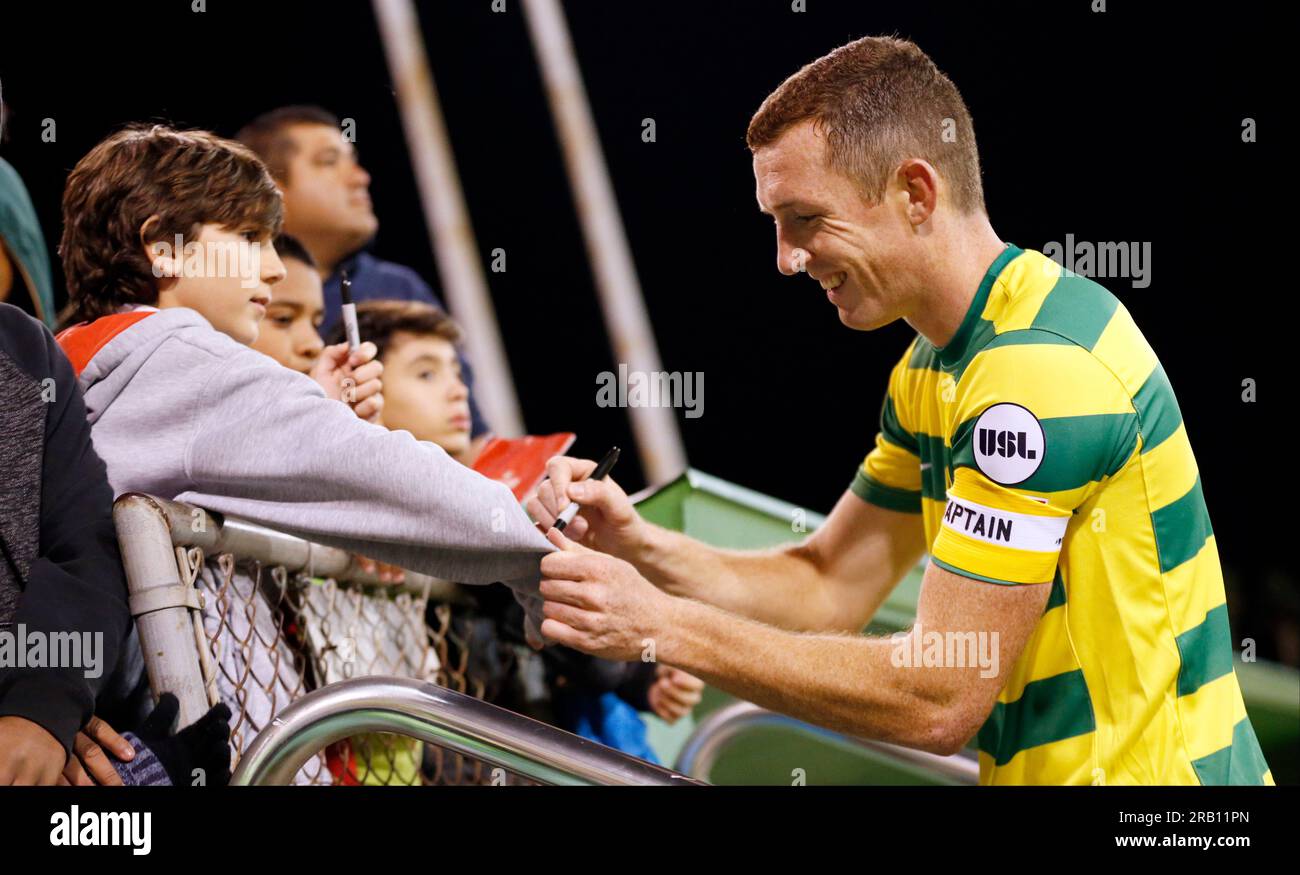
[371,0,525,437]
[522,0,687,484]
[112,495,210,729]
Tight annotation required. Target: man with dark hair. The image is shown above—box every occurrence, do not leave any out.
[530,36,1271,785]
[236,106,492,454]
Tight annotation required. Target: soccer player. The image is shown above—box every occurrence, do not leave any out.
[528,36,1271,785]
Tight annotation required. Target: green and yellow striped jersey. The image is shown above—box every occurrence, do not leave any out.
[854,244,1272,785]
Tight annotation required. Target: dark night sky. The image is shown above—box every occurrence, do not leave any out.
[1,1,1290,653]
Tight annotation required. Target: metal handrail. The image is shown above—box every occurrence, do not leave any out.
[116,493,472,602]
[231,676,705,786]
[675,701,980,785]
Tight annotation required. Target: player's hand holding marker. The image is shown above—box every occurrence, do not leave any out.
[531,450,705,709]
[527,452,648,562]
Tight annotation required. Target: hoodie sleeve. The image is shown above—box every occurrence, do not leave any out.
[0,308,131,754]
[175,348,554,591]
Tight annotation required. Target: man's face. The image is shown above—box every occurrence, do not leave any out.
[249,256,325,373]
[380,332,472,456]
[753,120,918,331]
[278,123,377,251]
[154,223,285,345]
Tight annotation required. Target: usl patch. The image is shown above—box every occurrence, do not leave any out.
[972,402,1045,485]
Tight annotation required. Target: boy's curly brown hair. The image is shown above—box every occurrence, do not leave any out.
[60,124,283,323]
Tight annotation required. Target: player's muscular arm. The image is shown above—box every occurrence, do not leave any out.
[659,561,1050,753]
[637,490,926,632]
[527,457,925,633]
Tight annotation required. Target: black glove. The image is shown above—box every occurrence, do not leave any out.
[134,693,232,787]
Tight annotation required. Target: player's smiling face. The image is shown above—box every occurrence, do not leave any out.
[753,119,917,331]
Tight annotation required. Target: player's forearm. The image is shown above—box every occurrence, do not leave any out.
[657,596,965,752]
[633,524,848,630]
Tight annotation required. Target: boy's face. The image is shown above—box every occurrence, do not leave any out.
[248,256,325,373]
[380,332,472,456]
[153,223,285,345]
[279,123,377,254]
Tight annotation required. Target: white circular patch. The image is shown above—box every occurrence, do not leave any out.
[972,403,1045,485]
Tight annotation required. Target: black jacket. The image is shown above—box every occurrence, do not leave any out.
[0,303,131,753]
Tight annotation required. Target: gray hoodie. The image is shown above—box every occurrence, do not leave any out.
[71,306,554,632]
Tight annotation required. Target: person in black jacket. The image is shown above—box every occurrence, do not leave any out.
[0,302,133,783]
[0,302,233,786]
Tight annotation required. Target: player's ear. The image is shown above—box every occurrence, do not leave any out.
[896,158,939,226]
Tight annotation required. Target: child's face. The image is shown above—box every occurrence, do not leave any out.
[248,257,325,373]
[279,124,377,248]
[380,332,472,456]
[152,223,286,345]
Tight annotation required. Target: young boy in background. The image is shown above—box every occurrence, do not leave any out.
[248,233,326,376]
[331,301,704,760]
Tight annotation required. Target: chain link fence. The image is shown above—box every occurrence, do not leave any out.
[124,495,533,786]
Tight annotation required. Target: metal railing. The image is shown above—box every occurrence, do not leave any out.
[232,676,703,786]
[675,701,980,785]
[113,492,704,786]
[113,492,472,730]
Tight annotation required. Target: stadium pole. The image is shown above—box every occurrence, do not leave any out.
[371,0,526,436]
[522,0,688,484]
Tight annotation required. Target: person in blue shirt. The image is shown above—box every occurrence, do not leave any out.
[237,106,491,450]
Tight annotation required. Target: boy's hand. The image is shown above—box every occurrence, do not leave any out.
[353,554,406,584]
[310,341,385,423]
[647,666,704,724]
[0,716,66,785]
[134,693,233,787]
[526,456,648,561]
[62,714,135,786]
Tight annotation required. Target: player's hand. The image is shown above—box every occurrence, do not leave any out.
[62,714,135,786]
[647,666,704,724]
[0,716,67,785]
[538,527,671,661]
[526,456,648,561]
[310,341,385,423]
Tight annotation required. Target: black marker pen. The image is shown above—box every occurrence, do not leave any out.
[340,269,361,351]
[554,446,620,532]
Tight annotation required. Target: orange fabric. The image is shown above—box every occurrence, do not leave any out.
[55,311,155,376]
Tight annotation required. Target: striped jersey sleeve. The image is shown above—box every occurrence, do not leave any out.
[931,331,1138,585]
[851,341,923,513]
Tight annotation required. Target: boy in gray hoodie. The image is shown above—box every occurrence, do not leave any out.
[55,124,553,657]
